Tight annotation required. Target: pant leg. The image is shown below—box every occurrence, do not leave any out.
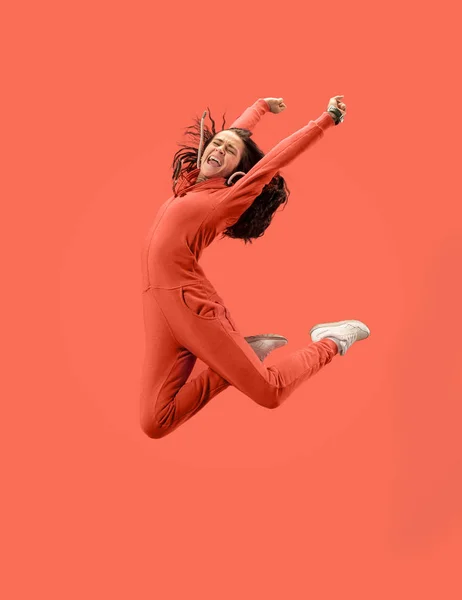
[142,282,338,438]
[140,288,232,439]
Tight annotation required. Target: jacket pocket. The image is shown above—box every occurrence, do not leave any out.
[223,307,238,332]
[181,285,222,320]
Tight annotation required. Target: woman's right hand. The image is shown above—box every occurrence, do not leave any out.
[327,95,347,119]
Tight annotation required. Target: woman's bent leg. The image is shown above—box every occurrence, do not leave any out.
[140,289,232,439]
[154,285,339,416]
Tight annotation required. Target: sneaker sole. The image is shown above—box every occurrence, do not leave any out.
[310,320,370,338]
[245,334,288,344]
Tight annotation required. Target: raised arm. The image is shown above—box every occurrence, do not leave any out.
[229,98,270,131]
[229,97,286,131]
[214,111,336,230]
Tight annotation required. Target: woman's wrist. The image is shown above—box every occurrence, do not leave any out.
[327,106,344,125]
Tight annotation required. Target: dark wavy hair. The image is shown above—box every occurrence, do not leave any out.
[171,108,290,244]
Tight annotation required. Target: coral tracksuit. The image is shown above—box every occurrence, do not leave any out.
[140,98,339,438]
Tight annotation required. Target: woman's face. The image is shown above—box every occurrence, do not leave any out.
[198,130,245,180]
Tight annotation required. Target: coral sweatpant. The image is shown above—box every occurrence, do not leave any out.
[140,278,338,439]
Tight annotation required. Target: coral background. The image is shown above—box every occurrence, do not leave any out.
[3,1,461,598]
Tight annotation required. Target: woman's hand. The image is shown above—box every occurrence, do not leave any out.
[264,98,287,114]
[327,95,347,117]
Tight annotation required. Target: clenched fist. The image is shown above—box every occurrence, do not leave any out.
[264,97,287,114]
[327,95,347,117]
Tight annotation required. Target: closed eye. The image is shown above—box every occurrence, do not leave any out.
[213,138,236,154]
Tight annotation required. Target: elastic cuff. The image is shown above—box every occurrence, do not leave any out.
[259,98,271,112]
[322,338,339,355]
[314,111,336,131]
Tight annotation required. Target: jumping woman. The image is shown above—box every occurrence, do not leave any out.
[140,94,370,439]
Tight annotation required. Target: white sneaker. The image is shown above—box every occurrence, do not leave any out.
[309,320,370,356]
[245,334,288,361]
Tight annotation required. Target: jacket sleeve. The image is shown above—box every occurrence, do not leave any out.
[214,111,335,231]
[229,98,270,131]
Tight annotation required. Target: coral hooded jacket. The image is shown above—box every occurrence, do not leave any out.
[141,99,335,290]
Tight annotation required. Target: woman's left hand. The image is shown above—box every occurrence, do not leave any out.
[264,98,287,114]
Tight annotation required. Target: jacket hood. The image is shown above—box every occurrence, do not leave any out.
[174,167,228,197]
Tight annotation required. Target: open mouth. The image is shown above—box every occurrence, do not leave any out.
[207,155,222,167]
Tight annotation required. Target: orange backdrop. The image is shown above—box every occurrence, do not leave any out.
[3,0,462,598]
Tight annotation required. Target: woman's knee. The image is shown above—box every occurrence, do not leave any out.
[262,398,281,410]
[252,388,281,410]
[140,416,172,440]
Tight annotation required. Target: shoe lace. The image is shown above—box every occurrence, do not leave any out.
[348,324,359,342]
